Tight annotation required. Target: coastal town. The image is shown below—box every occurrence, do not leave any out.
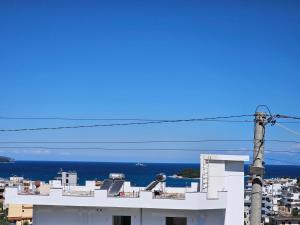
[0,157,299,225]
[1,154,246,225]
[1,0,300,225]
[245,177,300,225]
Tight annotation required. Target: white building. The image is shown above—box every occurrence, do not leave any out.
[281,187,300,213]
[5,154,248,225]
[56,170,78,186]
[244,177,300,225]
[263,182,283,215]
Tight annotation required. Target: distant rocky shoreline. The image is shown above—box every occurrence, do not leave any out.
[171,168,200,179]
[0,156,14,163]
[168,174,199,180]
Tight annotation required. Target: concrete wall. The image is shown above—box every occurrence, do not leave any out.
[200,154,248,225]
[5,188,227,210]
[33,206,226,225]
[224,161,245,225]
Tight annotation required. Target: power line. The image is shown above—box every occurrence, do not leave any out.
[0,146,298,154]
[275,122,300,137]
[266,139,300,144]
[0,139,254,144]
[267,114,300,123]
[0,115,254,132]
[275,114,300,120]
[0,139,299,144]
[0,146,251,151]
[270,121,300,124]
[0,116,253,121]
[2,115,300,123]
[262,148,300,155]
[0,116,159,121]
[266,150,300,154]
[265,157,300,166]
[0,117,175,121]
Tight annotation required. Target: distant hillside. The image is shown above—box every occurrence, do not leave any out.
[0,156,14,163]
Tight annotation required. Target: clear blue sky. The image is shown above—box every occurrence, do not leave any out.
[0,0,300,163]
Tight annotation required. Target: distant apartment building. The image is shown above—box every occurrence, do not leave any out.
[5,154,249,225]
[280,186,300,214]
[244,177,300,225]
[7,204,33,225]
[269,216,300,225]
[56,170,78,186]
[263,182,283,215]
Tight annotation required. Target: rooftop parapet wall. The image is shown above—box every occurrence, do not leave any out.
[5,187,227,210]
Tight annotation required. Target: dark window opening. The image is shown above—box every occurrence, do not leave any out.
[113,216,131,225]
[166,217,187,225]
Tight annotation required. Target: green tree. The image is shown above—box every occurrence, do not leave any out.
[0,215,10,225]
[292,208,299,217]
[0,206,9,225]
[177,168,200,178]
[23,220,30,225]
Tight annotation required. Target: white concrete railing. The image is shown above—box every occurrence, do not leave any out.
[153,192,185,200]
[116,191,140,198]
[62,190,95,197]
[16,184,185,199]
[17,187,184,199]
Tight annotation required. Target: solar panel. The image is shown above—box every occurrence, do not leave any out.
[108,180,124,196]
[100,179,113,190]
[145,181,159,191]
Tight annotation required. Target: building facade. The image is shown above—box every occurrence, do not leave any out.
[5,154,248,225]
[7,204,33,225]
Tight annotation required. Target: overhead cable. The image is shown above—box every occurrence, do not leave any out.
[0,115,254,132]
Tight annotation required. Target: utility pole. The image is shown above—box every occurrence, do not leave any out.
[250,112,267,225]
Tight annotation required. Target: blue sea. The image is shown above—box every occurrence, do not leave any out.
[0,161,299,187]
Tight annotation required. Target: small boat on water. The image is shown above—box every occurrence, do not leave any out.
[135,162,145,166]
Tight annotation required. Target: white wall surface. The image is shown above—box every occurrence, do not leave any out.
[207,160,226,199]
[224,161,245,225]
[33,206,226,225]
[200,154,248,225]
